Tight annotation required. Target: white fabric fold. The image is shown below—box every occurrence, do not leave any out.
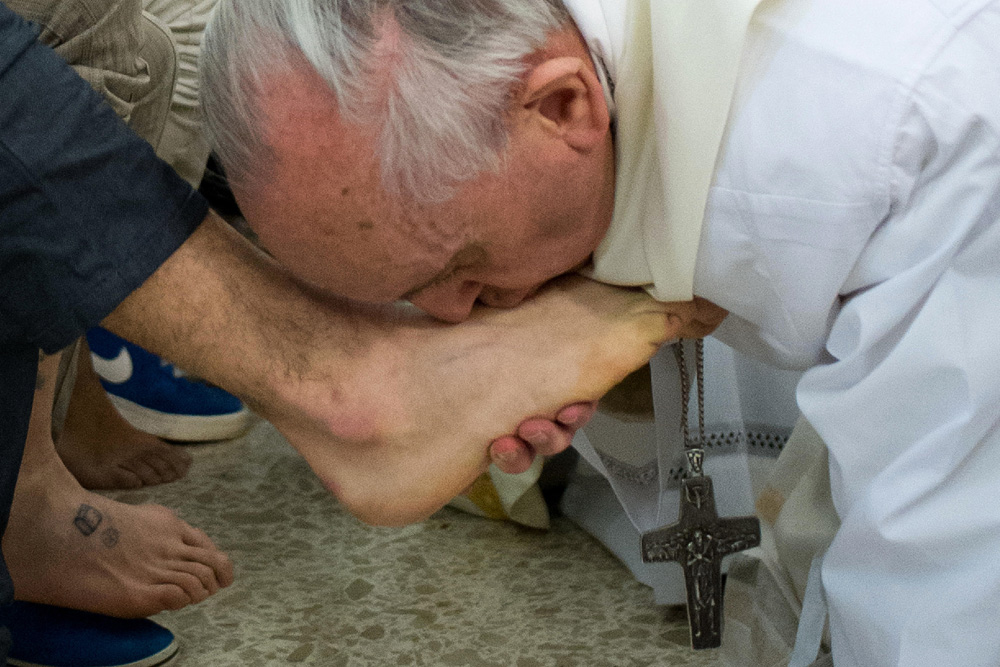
[565,0,769,301]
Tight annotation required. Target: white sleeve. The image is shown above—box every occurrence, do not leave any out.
[796,9,1000,665]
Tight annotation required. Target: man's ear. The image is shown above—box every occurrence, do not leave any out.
[520,56,610,151]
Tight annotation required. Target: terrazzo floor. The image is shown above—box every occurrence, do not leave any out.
[106,421,719,667]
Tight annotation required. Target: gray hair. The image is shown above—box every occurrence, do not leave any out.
[200,0,572,202]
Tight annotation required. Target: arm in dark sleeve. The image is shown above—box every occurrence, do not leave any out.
[0,2,208,352]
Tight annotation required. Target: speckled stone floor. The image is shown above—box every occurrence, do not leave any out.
[107,422,719,667]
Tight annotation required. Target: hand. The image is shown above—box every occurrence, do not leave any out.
[488,401,598,474]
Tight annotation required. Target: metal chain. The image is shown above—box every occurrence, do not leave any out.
[673,339,706,476]
[672,342,690,445]
[695,337,705,445]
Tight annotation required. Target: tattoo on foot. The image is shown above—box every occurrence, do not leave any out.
[100,527,121,548]
[73,504,103,536]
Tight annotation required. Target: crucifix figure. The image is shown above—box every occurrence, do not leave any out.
[642,469,760,648]
[640,340,761,650]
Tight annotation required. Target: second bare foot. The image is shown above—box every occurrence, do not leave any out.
[8,351,233,618]
[56,341,192,490]
[5,467,233,618]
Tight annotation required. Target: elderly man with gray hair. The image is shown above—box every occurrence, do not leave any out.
[197,0,1000,665]
[0,0,699,663]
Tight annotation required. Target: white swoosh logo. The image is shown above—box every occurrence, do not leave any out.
[91,347,133,384]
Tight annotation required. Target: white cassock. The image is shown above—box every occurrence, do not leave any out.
[560,0,1000,665]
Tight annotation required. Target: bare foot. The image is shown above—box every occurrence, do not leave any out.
[492,294,729,472]
[103,219,715,527]
[56,341,192,490]
[276,275,685,526]
[5,353,233,618]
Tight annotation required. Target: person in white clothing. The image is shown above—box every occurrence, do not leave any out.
[198,0,1000,664]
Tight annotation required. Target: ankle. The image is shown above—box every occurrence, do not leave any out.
[11,458,79,506]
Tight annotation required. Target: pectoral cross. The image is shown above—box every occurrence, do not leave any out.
[642,459,760,648]
[640,341,761,650]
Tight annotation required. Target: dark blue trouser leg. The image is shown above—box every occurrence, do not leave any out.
[0,346,40,662]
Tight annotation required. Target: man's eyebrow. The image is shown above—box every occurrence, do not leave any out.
[402,243,488,299]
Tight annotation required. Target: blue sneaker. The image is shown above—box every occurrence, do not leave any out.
[2,601,178,667]
[86,327,255,442]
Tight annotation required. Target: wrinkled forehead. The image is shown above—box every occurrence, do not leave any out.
[235,172,469,303]
[252,56,377,183]
[231,63,470,300]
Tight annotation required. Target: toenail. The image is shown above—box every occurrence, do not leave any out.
[526,431,551,447]
[492,449,517,466]
[496,449,514,461]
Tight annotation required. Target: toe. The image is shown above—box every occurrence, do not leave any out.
[556,401,598,430]
[150,443,192,480]
[142,453,178,483]
[185,546,235,589]
[180,528,234,587]
[488,436,535,474]
[175,559,221,596]
[181,524,216,549]
[109,466,145,489]
[165,447,193,477]
[517,419,577,457]
[160,569,209,606]
[205,548,235,588]
[129,459,165,486]
[135,583,189,615]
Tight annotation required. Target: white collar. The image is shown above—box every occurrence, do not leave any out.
[563,0,770,301]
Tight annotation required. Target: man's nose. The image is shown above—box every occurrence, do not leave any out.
[407,281,483,323]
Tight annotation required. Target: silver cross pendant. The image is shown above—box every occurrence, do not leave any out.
[640,341,761,650]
